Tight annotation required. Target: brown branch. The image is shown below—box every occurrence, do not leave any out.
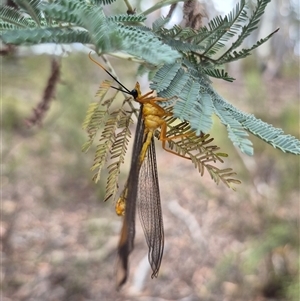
[166,3,177,19]
[123,0,135,15]
[26,58,60,127]
[183,0,206,30]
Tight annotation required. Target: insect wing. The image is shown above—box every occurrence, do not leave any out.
[116,109,144,287]
[138,136,164,278]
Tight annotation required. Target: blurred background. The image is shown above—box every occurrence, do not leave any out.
[2,0,299,300]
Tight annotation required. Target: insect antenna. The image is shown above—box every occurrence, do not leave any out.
[88,52,133,95]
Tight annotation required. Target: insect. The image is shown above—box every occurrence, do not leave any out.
[88,52,190,288]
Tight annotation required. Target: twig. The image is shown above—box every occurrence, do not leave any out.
[26,58,60,127]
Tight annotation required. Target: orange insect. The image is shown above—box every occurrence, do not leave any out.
[89,52,190,287]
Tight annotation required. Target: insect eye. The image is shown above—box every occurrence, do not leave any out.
[131,89,138,99]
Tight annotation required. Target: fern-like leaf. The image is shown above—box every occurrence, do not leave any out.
[173,82,214,134]
[82,78,135,188]
[1,27,90,45]
[104,112,132,201]
[117,25,181,65]
[216,0,274,64]
[0,6,33,28]
[217,28,279,65]
[91,0,117,5]
[82,80,112,152]
[41,1,122,53]
[13,0,42,26]
[82,103,106,153]
[153,0,277,82]
[159,121,241,189]
[228,106,300,155]
[152,16,170,32]
[213,99,253,155]
[151,64,254,155]
[207,165,241,190]
[39,1,93,26]
[201,68,235,82]
[150,61,298,156]
[0,21,17,30]
[212,92,300,155]
[87,11,122,53]
[202,0,247,57]
[164,37,205,53]
[151,63,182,93]
[107,14,146,23]
[40,0,117,38]
[152,64,214,134]
[91,111,119,183]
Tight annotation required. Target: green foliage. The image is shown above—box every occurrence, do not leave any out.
[107,14,146,23]
[13,0,43,26]
[91,0,118,5]
[116,24,180,65]
[0,6,33,28]
[151,64,254,154]
[1,0,299,194]
[1,0,179,64]
[2,27,91,44]
[150,55,298,156]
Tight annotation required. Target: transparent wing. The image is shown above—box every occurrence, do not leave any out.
[138,137,164,278]
[116,110,144,287]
